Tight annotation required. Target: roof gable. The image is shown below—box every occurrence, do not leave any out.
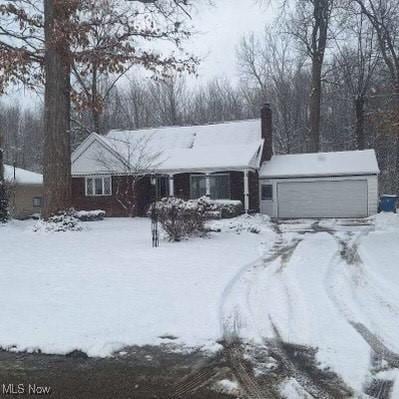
[72,134,127,176]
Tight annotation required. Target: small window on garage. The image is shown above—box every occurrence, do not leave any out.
[261,184,273,200]
[32,197,42,208]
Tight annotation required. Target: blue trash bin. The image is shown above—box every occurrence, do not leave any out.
[379,194,398,213]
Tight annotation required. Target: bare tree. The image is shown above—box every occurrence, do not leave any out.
[333,8,379,149]
[71,0,198,135]
[237,28,309,153]
[95,135,162,216]
[0,0,197,217]
[353,0,399,190]
[289,0,334,151]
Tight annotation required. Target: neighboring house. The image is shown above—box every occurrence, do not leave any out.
[4,164,43,219]
[259,150,380,218]
[71,104,380,219]
[71,105,273,216]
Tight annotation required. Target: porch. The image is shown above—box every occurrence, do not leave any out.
[152,169,259,214]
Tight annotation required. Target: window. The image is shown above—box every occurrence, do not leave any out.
[210,174,230,200]
[190,175,207,199]
[156,176,169,199]
[32,197,42,208]
[190,174,231,200]
[261,184,273,200]
[85,176,112,197]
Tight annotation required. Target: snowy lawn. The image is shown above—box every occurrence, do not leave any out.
[2,212,399,397]
[0,215,274,357]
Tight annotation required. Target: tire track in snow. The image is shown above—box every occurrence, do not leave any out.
[322,226,398,398]
[219,228,298,398]
[220,222,350,398]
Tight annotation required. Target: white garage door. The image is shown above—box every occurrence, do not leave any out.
[277,179,368,218]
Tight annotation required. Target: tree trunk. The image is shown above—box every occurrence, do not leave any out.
[309,57,322,152]
[354,96,366,149]
[91,64,101,134]
[394,81,399,194]
[0,131,8,222]
[42,0,73,219]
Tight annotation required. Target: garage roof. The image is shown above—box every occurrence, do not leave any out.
[260,149,380,178]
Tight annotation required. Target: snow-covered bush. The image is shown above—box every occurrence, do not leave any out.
[74,209,106,221]
[33,211,82,232]
[204,199,243,219]
[152,197,211,241]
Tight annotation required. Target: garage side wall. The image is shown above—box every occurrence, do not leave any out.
[260,174,379,219]
[367,175,379,215]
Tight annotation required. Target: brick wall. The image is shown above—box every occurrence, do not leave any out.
[72,176,154,217]
[72,171,259,216]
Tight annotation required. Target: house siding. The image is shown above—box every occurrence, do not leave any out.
[367,175,379,215]
[10,184,43,219]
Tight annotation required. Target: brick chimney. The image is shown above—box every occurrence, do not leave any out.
[261,103,273,162]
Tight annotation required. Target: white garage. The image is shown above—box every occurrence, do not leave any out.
[259,150,380,219]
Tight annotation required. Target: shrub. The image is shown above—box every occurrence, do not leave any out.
[152,197,211,241]
[33,210,82,232]
[204,199,243,219]
[74,209,106,221]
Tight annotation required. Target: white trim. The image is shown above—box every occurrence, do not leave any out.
[168,175,175,197]
[205,173,211,197]
[244,170,249,213]
[85,175,112,197]
[72,166,258,178]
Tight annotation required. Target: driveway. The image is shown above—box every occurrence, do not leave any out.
[219,217,398,399]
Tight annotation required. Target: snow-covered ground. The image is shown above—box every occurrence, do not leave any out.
[221,213,399,397]
[2,213,399,397]
[0,215,274,357]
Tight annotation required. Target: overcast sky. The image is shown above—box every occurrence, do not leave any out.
[6,1,275,106]
[189,0,274,82]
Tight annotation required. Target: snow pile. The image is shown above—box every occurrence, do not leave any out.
[279,378,313,399]
[370,211,399,231]
[209,213,273,234]
[213,379,240,396]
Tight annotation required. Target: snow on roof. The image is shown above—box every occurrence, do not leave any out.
[72,119,264,175]
[259,149,380,178]
[4,164,43,185]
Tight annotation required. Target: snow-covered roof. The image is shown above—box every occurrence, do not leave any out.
[259,149,380,179]
[72,119,264,175]
[4,164,43,185]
